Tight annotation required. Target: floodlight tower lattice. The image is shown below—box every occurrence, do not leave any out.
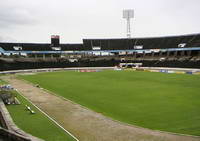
[123,9,134,38]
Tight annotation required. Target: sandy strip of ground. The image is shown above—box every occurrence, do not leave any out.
[1,75,200,141]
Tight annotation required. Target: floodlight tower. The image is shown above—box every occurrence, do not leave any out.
[123,9,134,38]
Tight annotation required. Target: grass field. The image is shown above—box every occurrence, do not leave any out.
[20,70,200,136]
[0,78,75,141]
[0,79,6,85]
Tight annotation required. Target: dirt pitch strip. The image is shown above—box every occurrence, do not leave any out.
[1,75,200,141]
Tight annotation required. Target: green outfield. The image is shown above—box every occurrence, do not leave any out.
[20,70,200,136]
[0,79,6,85]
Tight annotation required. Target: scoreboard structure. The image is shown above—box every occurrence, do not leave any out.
[51,35,60,47]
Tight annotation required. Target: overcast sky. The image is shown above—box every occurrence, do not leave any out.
[0,0,200,43]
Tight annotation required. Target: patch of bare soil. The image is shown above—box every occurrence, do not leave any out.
[1,75,200,141]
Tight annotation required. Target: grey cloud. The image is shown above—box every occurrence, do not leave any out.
[0,2,38,27]
[0,35,17,42]
[0,0,200,43]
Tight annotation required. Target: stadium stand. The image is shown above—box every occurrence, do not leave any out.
[0,33,200,71]
[83,33,200,50]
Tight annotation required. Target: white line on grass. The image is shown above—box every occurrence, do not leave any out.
[16,90,79,141]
